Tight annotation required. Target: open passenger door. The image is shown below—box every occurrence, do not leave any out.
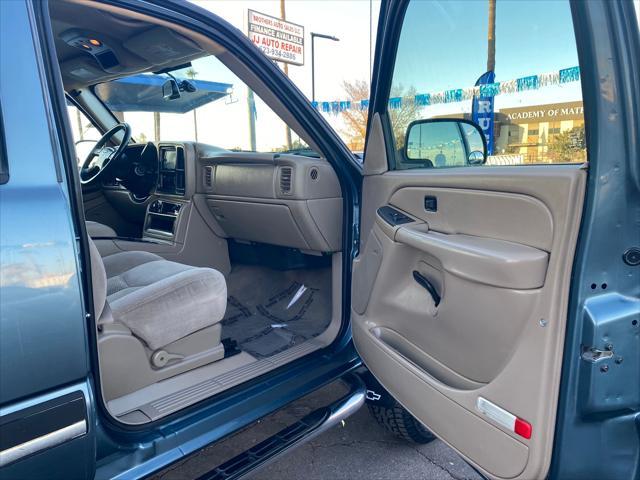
[349,1,616,478]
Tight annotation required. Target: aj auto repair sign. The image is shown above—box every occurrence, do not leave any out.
[247,10,304,66]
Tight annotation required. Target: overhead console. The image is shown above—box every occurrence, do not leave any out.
[197,152,343,253]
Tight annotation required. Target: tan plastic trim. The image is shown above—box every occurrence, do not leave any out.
[395,225,549,289]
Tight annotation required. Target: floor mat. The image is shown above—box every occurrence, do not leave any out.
[221,265,332,358]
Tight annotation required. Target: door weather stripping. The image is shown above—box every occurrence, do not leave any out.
[0,419,87,467]
[194,375,365,480]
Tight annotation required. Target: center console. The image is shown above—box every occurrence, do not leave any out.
[143,199,184,242]
[143,144,188,243]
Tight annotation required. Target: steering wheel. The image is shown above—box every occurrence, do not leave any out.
[80,123,132,185]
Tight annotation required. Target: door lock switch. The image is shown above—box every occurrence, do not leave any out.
[424,196,438,212]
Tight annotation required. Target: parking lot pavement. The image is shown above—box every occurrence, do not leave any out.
[153,380,482,480]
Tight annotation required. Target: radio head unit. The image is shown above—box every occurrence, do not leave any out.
[157,145,185,196]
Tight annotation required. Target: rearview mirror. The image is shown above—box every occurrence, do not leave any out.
[162,78,181,100]
[405,119,487,167]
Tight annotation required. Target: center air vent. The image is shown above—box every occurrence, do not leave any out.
[204,166,214,188]
[279,167,293,195]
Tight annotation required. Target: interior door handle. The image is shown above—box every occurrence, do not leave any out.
[412,271,441,307]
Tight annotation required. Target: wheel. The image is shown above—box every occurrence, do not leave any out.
[368,402,437,444]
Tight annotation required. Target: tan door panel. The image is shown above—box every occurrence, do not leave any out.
[395,225,549,289]
[353,165,586,480]
[389,187,554,251]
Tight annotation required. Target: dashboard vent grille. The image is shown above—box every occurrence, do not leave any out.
[279,167,293,194]
[204,166,214,188]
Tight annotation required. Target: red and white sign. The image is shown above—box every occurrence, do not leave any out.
[247,9,304,66]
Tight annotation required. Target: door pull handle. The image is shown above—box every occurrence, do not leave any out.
[412,271,441,307]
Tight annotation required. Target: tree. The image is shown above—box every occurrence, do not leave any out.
[339,80,420,151]
[340,80,369,151]
[273,138,308,153]
[548,126,586,162]
[185,67,199,142]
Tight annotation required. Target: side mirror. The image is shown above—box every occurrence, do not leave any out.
[405,118,487,167]
[467,150,485,165]
[162,78,181,100]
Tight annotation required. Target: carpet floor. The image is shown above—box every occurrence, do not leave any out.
[221,265,332,358]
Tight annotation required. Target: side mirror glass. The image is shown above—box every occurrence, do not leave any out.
[162,78,181,100]
[405,119,487,167]
[467,150,485,165]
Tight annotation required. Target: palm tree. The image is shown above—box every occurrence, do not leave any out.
[186,67,199,142]
[487,0,496,72]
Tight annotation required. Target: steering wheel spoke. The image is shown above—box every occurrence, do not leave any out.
[80,123,131,184]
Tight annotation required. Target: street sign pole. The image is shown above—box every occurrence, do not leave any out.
[280,0,292,149]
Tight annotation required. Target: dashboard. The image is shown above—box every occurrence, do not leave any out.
[197,149,343,253]
[102,141,343,254]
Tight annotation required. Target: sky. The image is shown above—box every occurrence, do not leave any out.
[193,0,381,102]
[76,0,584,153]
[394,0,580,92]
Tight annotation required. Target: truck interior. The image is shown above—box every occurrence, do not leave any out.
[48,0,345,425]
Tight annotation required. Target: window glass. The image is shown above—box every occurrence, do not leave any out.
[388,0,585,169]
[66,103,101,165]
[94,55,315,156]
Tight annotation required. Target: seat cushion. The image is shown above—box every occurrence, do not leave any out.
[103,251,227,350]
[86,221,117,238]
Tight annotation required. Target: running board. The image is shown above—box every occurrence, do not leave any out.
[195,375,365,480]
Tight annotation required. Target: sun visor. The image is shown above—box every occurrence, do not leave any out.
[123,26,202,67]
[95,74,233,113]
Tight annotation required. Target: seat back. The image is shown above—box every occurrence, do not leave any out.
[88,237,107,320]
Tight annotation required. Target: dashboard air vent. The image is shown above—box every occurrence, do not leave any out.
[279,167,293,194]
[204,166,214,188]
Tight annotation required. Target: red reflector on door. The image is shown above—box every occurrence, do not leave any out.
[514,417,532,439]
[476,397,532,440]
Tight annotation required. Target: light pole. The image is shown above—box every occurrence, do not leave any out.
[311,32,339,102]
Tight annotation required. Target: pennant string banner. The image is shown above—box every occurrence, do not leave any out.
[313,66,580,113]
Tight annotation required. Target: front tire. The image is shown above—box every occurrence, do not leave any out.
[368,402,437,444]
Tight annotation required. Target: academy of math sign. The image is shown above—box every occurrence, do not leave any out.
[247,9,304,66]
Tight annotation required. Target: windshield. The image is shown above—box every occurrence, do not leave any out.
[94,56,314,155]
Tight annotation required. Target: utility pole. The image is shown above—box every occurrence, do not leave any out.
[311,32,340,102]
[487,0,496,72]
[76,109,84,140]
[280,0,292,149]
[247,89,256,151]
[153,112,160,143]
